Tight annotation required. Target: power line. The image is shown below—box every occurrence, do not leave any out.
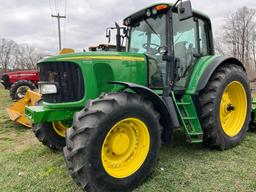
[49,0,58,51]
[54,0,58,14]
[64,0,67,15]
[63,0,67,48]
[48,0,53,14]
[57,0,60,14]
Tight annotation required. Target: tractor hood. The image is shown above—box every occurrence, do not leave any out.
[36,51,148,110]
[26,50,148,123]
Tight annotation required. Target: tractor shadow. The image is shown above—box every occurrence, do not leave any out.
[166,129,206,150]
[159,129,216,160]
[158,127,256,164]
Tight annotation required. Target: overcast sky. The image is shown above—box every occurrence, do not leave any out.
[0,0,255,54]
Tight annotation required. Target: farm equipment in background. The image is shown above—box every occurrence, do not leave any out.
[89,44,118,52]
[88,44,125,52]
[0,48,75,101]
[1,70,38,100]
[24,1,253,191]
[6,90,41,127]
[4,48,75,128]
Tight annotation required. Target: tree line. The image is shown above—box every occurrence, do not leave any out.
[216,6,256,72]
[0,38,46,72]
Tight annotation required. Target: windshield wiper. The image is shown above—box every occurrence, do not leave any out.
[143,18,160,39]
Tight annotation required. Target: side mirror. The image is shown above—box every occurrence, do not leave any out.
[122,28,128,37]
[177,0,193,21]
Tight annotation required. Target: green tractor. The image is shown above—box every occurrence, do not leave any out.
[26,0,252,191]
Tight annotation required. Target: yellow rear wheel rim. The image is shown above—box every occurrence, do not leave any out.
[101,118,150,178]
[52,121,69,137]
[220,81,247,137]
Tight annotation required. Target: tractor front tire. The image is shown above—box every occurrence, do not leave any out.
[63,92,162,192]
[199,64,251,150]
[32,122,66,151]
[10,80,36,100]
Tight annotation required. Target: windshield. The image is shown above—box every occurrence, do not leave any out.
[129,14,166,56]
[128,14,167,88]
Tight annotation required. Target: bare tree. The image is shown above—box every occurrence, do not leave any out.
[0,38,46,71]
[15,44,44,70]
[219,7,256,70]
[0,38,18,72]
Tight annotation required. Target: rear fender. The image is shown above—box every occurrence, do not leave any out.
[186,56,245,94]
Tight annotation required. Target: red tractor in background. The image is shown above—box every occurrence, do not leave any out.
[1,70,38,100]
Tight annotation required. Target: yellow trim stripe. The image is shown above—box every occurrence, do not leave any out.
[56,55,145,62]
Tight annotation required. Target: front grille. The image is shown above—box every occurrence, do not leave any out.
[38,62,84,103]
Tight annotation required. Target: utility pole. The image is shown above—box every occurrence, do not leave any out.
[51,12,66,51]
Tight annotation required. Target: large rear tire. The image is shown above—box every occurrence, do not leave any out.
[63,92,162,192]
[199,64,251,150]
[10,80,36,100]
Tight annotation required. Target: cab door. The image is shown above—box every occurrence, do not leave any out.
[172,13,211,91]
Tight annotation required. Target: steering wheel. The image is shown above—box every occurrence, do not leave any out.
[142,43,160,55]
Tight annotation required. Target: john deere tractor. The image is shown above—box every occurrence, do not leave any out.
[25,0,252,191]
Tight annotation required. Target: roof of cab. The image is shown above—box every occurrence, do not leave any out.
[124,2,210,21]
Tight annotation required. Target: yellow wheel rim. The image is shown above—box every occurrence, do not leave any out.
[16,85,30,98]
[220,81,247,137]
[101,118,150,178]
[52,121,69,137]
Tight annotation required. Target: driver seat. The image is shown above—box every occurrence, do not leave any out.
[174,41,188,77]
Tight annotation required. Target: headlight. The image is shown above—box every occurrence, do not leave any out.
[39,82,58,94]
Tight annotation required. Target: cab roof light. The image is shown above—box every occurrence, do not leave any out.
[155,4,169,11]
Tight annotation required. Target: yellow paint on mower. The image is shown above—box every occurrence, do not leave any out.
[58,48,75,55]
[6,90,41,128]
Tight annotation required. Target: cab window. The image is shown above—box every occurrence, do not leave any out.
[173,14,198,90]
[198,19,209,55]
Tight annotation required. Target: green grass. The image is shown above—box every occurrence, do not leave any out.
[0,87,256,192]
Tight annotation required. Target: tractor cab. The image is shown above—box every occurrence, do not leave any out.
[123,3,214,91]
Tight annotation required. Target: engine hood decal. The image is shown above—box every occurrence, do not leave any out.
[56,55,145,62]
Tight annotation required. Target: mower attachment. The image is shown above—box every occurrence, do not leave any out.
[6,90,41,128]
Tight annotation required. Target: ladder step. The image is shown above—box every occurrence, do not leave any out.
[188,132,203,136]
[190,139,203,143]
[177,102,191,105]
[182,116,197,120]
[187,133,203,143]
[171,92,203,144]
